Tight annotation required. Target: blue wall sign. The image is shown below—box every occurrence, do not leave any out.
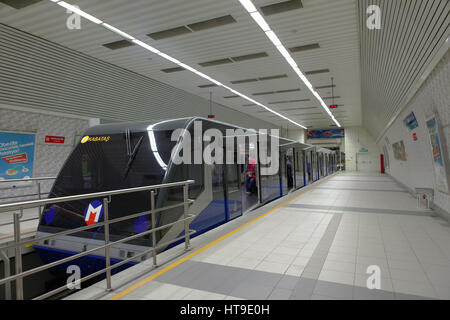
[403,112,419,130]
[307,129,345,139]
[0,132,35,180]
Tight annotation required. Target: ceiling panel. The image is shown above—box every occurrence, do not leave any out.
[359,0,450,138]
[0,0,362,129]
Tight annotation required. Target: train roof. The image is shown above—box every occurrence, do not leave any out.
[84,117,331,152]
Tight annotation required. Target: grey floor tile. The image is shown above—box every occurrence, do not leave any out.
[276,275,300,290]
[268,288,293,300]
[230,283,274,300]
[353,287,395,300]
[291,278,317,299]
[244,271,283,287]
[313,280,353,299]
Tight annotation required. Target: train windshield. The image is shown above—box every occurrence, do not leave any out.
[38,127,178,244]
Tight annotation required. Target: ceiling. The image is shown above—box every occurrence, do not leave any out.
[359,0,449,139]
[0,0,361,129]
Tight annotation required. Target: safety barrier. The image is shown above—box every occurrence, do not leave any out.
[0,179,195,300]
[0,177,56,203]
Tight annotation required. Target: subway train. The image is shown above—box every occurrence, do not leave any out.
[34,117,338,276]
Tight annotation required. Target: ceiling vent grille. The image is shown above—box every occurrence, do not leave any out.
[253,89,301,96]
[268,98,310,104]
[198,84,218,88]
[322,96,341,100]
[259,74,288,81]
[231,52,268,62]
[277,88,300,94]
[148,26,192,40]
[315,85,336,89]
[102,40,135,50]
[147,15,237,40]
[231,78,258,84]
[161,66,186,73]
[289,43,320,53]
[230,74,287,84]
[199,58,233,67]
[187,15,236,31]
[305,69,330,75]
[260,0,303,16]
[0,0,42,9]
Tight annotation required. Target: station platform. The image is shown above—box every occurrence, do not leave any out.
[67,172,450,300]
[0,207,39,244]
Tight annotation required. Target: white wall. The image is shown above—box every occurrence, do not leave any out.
[378,50,450,215]
[0,106,91,203]
[286,128,306,143]
[345,126,380,172]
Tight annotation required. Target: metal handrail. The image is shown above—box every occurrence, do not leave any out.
[0,179,195,300]
[0,177,56,210]
[0,177,56,184]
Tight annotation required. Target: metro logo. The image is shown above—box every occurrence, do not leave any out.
[84,200,103,226]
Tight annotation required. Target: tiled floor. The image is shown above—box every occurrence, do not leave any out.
[72,172,450,300]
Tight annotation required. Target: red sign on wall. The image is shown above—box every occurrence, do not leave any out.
[45,136,65,144]
[2,153,28,164]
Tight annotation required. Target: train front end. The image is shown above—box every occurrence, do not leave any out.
[34,120,188,276]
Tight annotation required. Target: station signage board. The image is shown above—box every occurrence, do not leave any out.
[45,136,65,144]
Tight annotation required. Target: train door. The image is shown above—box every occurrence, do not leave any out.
[240,140,259,212]
[306,151,312,184]
[280,148,294,195]
[311,151,317,182]
[224,163,243,220]
[294,149,305,188]
[280,150,288,196]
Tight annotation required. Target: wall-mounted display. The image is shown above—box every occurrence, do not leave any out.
[426,116,449,194]
[403,112,419,130]
[307,129,345,139]
[392,140,407,161]
[0,131,36,180]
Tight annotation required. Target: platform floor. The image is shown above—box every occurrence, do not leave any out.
[69,172,450,300]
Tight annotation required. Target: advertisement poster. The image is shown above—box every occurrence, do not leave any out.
[307,129,345,139]
[426,116,449,194]
[403,112,419,130]
[392,140,407,161]
[0,132,35,180]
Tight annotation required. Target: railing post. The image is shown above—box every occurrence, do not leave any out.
[0,250,11,300]
[183,184,190,250]
[150,190,157,267]
[103,197,112,291]
[37,182,42,219]
[13,211,23,300]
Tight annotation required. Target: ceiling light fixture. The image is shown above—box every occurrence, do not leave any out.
[237,0,341,127]
[55,2,103,24]
[47,0,306,129]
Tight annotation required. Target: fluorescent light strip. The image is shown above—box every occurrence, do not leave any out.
[48,0,306,129]
[56,2,103,24]
[103,23,135,40]
[238,0,340,127]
